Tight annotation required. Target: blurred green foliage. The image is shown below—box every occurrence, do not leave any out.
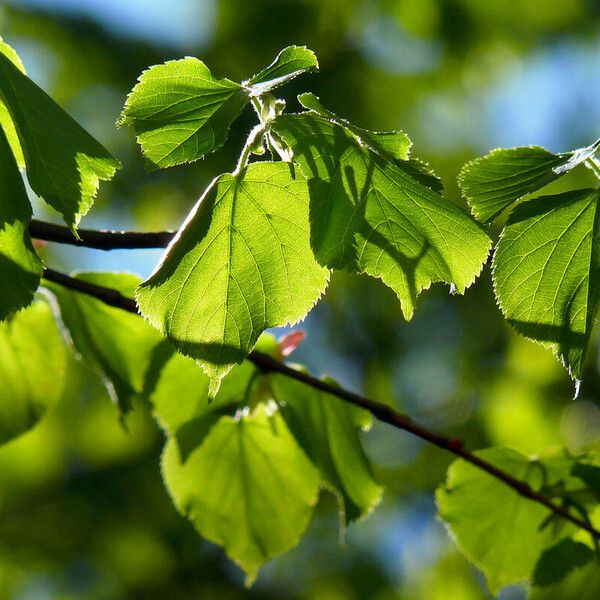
[1,0,600,597]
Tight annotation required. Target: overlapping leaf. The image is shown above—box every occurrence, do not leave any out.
[0,41,120,231]
[136,161,330,395]
[0,125,42,320]
[47,272,163,414]
[437,447,580,594]
[0,299,67,443]
[529,540,600,599]
[459,140,600,223]
[119,57,249,170]
[271,373,382,523]
[493,189,600,381]
[271,107,491,319]
[161,403,320,585]
[244,46,318,96]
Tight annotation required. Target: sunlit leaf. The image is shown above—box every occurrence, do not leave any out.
[493,189,600,381]
[161,403,320,584]
[0,125,42,320]
[245,46,318,96]
[0,37,25,167]
[136,162,330,395]
[0,299,67,443]
[271,110,490,319]
[437,447,575,594]
[0,43,120,231]
[47,272,163,415]
[271,373,382,522]
[529,540,600,599]
[459,140,600,223]
[119,57,249,170]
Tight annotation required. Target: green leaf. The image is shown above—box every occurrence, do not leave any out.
[161,403,320,584]
[532,539,593,587]
[271,110,490,319]
[245,46,318,96]
[0,44,120,231]
[119,57,249,170]
[47,272,163,415]
[296,92,411,162]
[136,161,330,395]
[0,124,42,320]
[492,189,600,381]
[529,543,600,600]
[0,37,25,167]
[0,298,67,443]
[437,447,574,594]
[271,373,382,523]
[459,140,600,224]
[150,348,256,437]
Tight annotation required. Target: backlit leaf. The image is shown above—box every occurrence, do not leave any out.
[0,299,67,443]
[0,44,120,231]
[271,110,490,319]
[119,57,249,170]
[245,46,318,96]
[47,272,163,415]
[271,373,382,523]
[459,140,600,223]
[492,189,600,381]
[136,161,330,395]
[437,447,575,594]
[0,124,42,320]
[161,403,320,584]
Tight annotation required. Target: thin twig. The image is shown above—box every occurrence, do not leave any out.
[30,220,173,250]
[40,267,600,540]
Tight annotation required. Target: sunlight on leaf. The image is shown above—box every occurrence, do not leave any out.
[271,109,490,319]
[0,42,120,231]
[0,299,67,443]
[136,161,329,396]
[0,125,42,320]
[161,403,320,585]
[493,189,600,381]
[120,57,249,170]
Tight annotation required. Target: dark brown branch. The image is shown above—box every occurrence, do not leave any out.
[41,267,600,541]
[30,220,173,250]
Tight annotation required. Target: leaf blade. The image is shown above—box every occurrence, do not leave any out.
[136,161,330,393]
[0,124,42,319]
[0,45,120,230]
[120,57,249,170]
[492,189,600,380]
[245,46,319,96]
[161,403,320,584]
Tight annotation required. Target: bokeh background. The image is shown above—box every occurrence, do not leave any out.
[2,1,600,598]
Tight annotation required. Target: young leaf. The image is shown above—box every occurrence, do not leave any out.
[437,447,575,594]
[271,111,491,319]
[459,140,600,223]
[0,125,42,320]
[161,403,320,585]
[47,272,163,415]
[0,44,121,231]
[119,57,249,170]
[136,162,330,395]
[244,46,318,96]
[0,299,67,443]
[271,373,382,523]
[493,189,600,382]
[296,92,411,162]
